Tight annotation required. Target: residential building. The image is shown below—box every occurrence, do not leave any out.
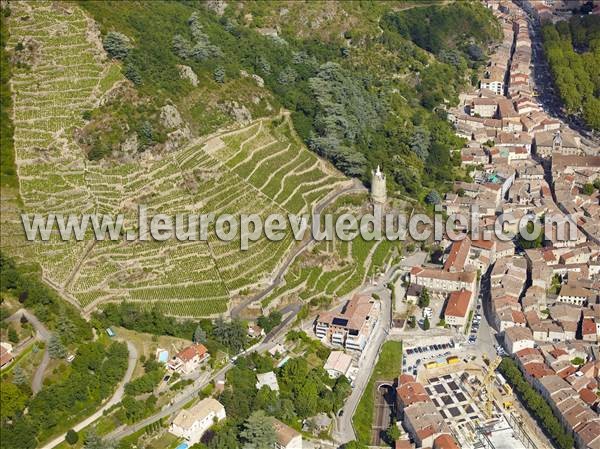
[324,351,353,379]
[0,343,14,368]
[409,267,477,294]
[403,401,450,448]
[535,130,580,158]
[168,344,209,375]
[444,237,472,273]
[480,66,505,95]
[271,418,302,449]
[256,371,280,392]
[315,294,378,351]
[504,326,535,354]
[443,289,473,330]
[405,284,424,303]
[396,374,430,412]
[433,434,461,449]
[558,284,590,306]
[470,97,498,117]
[170,398,226,445]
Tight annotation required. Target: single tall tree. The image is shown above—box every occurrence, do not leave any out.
[240,410,277,449]
[193,325,207,344]
[12,365,27,386]
[48,333,67,359]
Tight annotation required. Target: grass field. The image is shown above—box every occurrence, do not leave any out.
[353,340,403,445]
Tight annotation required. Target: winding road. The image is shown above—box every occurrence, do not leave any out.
[38,340,138,449]
[231,181,367,317]
[105,322,292,442]
[7,308,51,394]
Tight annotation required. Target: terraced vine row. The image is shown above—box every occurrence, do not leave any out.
[4,1,347,317]
[261,195,399,309]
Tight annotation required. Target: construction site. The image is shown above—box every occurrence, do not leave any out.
[415,356,540,449]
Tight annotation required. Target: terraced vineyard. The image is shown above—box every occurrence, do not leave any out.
[3,1,347,317]
[260,194,400,311]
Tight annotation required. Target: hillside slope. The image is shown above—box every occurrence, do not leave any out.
[3,1,346,317]
[80,0,501,198]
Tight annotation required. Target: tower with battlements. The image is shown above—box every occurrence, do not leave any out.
[371,165,387,205]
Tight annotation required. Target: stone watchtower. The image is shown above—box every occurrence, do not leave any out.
[552,130,562,153]
[371,165,387,205]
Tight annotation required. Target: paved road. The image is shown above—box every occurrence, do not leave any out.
[231,182,367,318]
[38,340,138,449]
[526,8,600,147]
[7,308,51,393]
[105,319,296,442]
[333,267,395,445]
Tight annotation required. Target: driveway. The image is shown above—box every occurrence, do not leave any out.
[38,340,138,449]
[7,308,51,393]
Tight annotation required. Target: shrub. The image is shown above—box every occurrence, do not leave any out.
[102,31,131,60]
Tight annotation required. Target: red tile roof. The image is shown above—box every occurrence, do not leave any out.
[176,344,208,362]
[397,377,430,407]
[512,310,526,324]
[444,289,472,318]
[582,319,596,336]
[434,434,461,449]
[524,362,554,379]
[0,346,13,367]
[579,388,598,406]
[515,347,539,358]
[471,239,495,250]
[444,237,471,272]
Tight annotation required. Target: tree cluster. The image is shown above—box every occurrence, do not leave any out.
[498,358,574,449]
[80,0,491,200]
[0,253,92,343]
[95,302,248,355]
[542,16,600,130]
[205,353,351,449]
[256,311,282,334]
[1,341,128,448]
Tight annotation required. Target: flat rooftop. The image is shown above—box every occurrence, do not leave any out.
[485,417,528,449]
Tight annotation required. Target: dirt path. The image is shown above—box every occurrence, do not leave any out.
[7,308,51,394]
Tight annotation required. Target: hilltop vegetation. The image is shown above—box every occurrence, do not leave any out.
[80,0,501,198]
[542,15,600,130]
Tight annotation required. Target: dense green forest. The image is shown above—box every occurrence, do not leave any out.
[542,15,600,130]
[0,253,90,341]
[80,0,501,200]
[95,301,250,356]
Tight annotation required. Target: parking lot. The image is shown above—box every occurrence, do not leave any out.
[402,339,457,377]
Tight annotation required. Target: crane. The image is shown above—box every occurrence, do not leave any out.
[472,356,503,419]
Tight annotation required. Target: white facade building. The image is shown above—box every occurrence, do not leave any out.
[170,398,226,445]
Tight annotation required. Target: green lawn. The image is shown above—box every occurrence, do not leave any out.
[353,340,403,445]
